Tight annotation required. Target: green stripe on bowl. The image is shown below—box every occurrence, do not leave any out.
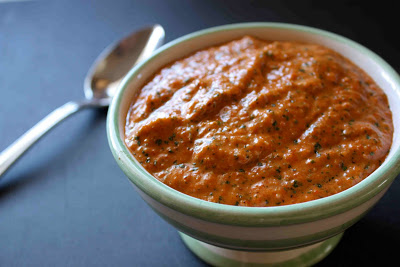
[148,199,367,250]
[180,232,343,267]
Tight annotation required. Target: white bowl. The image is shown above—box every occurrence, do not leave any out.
[107,23,400,266]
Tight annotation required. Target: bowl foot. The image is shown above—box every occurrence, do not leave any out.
[179,232,343,266]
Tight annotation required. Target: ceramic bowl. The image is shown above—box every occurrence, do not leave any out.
[107,23,400,266]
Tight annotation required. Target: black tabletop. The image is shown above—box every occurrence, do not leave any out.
[1,1,399,266]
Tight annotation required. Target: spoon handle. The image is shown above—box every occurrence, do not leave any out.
[0,101,86,177]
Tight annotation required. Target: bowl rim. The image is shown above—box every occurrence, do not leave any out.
[107,22,400,227]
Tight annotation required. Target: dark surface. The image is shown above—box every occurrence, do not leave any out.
[0,1,399,266]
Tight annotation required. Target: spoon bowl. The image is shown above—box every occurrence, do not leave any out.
[84,25,165,104]
[0,24,165,177]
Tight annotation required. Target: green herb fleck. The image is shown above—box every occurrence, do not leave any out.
[341,162,348,171]
[155,139,162,146]
[314,142,322,153]
[135,136,141,146]
[168,133,176,141]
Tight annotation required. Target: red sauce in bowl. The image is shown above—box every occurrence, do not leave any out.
[125,36,393,207]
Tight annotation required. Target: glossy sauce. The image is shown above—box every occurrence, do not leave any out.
[125,36,393,207]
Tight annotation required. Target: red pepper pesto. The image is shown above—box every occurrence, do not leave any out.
[124,36,393,207]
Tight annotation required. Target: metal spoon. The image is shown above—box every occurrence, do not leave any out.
[0,24,165,177]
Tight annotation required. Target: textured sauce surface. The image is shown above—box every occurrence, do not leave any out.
[125,36,393,207]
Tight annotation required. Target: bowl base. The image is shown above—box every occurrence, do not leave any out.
[179,232,343,266]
